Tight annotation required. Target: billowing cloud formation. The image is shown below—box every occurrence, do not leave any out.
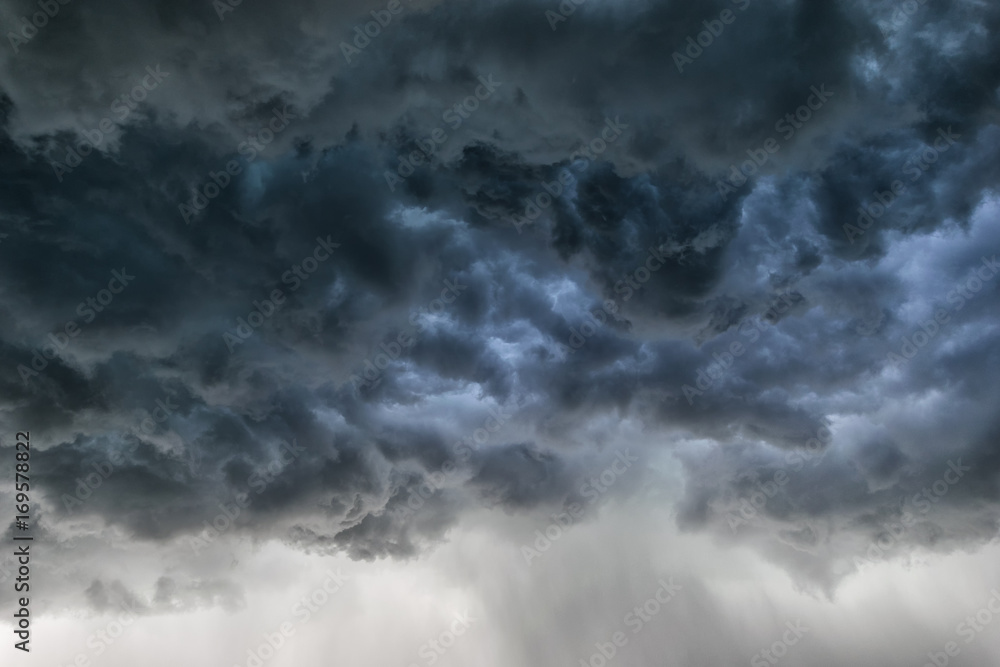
[0,0,998,642]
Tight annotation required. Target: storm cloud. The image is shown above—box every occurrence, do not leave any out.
[1,0,999,664]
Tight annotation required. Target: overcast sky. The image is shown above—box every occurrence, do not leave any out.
[1,0,1000,665]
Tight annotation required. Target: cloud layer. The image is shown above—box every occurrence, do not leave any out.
[0,0,999,663]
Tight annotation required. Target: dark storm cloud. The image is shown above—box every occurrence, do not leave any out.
[0,0,998,608]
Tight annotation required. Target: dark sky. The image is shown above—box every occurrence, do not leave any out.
[1,0,1000,665]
